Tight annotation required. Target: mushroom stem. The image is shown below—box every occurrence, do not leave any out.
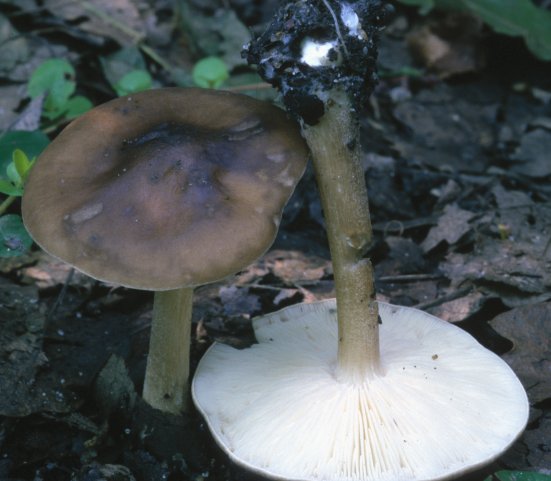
[143,287,193,414]
[302,90,380,382]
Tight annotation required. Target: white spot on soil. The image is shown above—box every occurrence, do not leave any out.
[301,39,338,67]
[340,4,364,39]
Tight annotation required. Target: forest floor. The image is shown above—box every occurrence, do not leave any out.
[0,1,550,480]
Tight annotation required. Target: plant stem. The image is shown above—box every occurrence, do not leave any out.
[76,0,173,73]
[0,195,16,215]
[143,287,193,414]
[302,90,380,383]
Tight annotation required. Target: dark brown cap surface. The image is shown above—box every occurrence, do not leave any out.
[22,88,308,290]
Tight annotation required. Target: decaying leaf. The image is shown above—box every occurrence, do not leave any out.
[421,203,475,252]
[442,243,551,307]
[219,285,261,318]
[44,0,145,46]
[0,14,30,76]
[180,5,251,69]
[0,279,75,416]
[427,290,485,322]
[407,13,484,78]
[76,463,137,481]
[268,249,330,284]
[523,413,551,468]
[392,83,499,172]
[94,354,137,417]
[377,236,427,276]
[510,129,551,178]
[21,251,94,290]
[439,191,551,307]
[489,302,551,405]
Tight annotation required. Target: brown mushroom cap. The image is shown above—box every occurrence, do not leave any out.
[22,88,309,290]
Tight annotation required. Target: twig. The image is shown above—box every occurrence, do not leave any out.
[542,235,551,259]
[378,274,444,283]
[372,215,438,233]
[46,268,75,322]
[0,195,17,215]
[74,0,173,73]
[77,0,141,42]
[414,286,473,310]
[320,0,350,59]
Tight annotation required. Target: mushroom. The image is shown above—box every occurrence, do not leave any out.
[192,1,529,479]
[193,300,529,481]
[22,87,309,414]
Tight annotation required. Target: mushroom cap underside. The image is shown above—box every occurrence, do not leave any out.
[192,300,529,481]
[22,88,309,290]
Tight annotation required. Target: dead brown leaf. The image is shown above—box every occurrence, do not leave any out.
[44,0,146,46]
[264,249,331,285]
[427,290,484,323]
[407,13,484,78]
[21,252,94,290]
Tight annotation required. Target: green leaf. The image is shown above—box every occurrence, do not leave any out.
[493,470,551,481]
[12,148,30,178]
[396,0,551,60]
[28,59,78,119]
[0,132,48,195]
[0,214,33,257]
[42,79,76,119]
[6,162,21,186]
[114,69,152,96]
[27,59,75,99]
[192,57,229,89]
[64,95,93,120]
[100,46,147,91]
[0,179,22,196]
[461,0,551,61]
[0,131,49,176]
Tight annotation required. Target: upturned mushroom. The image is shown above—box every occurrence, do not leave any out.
[22,87,309,414]
[192,1,529,480]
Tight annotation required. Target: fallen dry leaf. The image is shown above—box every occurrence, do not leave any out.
[265,249,331,285]
[44,0,145,46]
[489,302,551,404]
[407,13,484,78]
[392,83,499,172]
[510,128,551,178]
[421,203,475,252]
[427,290,484,323]
[382,236,427,274]
[219,285,261,318]
[21,252,93,290]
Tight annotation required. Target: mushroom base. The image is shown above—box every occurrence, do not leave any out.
[192,300,529,481]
